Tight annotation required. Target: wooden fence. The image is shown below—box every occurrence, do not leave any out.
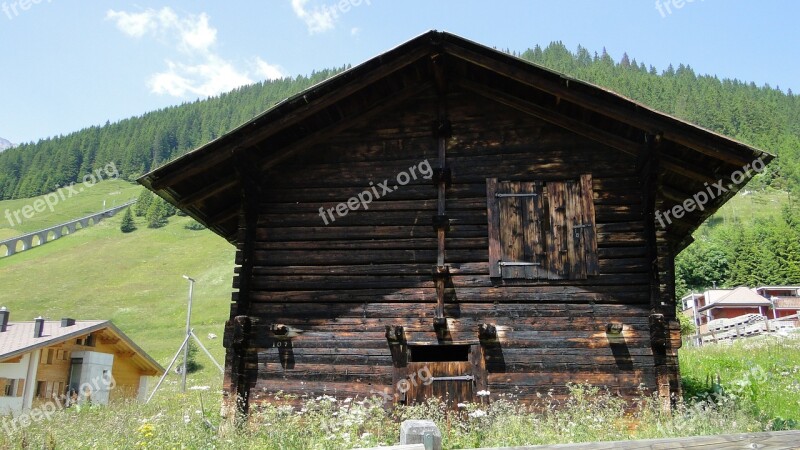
[356,430,800,450]
[692,314,798,346]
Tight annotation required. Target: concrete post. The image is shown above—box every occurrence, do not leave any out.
[400,420,441,450]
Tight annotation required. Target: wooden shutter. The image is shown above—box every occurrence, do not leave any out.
[488,175,597,280]
[16,379,24,397]
[579,174,599,276]
[487,178,502,278]
[546,181,568,279]
[551,174,598,280]
[521,181,546,279]
[487,179,545,279]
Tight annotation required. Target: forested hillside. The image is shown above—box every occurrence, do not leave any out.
[0,67,344,199]
[1,42,798,293]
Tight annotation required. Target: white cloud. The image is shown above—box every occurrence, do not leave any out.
[148,57,253,98]
[350,27,360,36]
[254,58,285,81]
[105,9,160,38]
[108,7,284,98]
[291,0,335,35]
[179,13,216,53]
[107,7,215,54]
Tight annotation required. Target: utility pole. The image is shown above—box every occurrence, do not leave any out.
[182,275,195,393]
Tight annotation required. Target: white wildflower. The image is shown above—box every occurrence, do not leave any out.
[468,409,487,418]
[476,390,490,397]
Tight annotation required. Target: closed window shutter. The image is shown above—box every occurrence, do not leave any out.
[521,181,546,280]
[546,181,568,279]
[578,174,599,276]
[16,379,24,397]
[488,175,596,280]
[486,179,545,279]
[487,178,502,278]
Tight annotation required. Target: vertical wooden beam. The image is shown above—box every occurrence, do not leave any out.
[431,53,450,326]
[223,148,262,423]
[641,134,682,410]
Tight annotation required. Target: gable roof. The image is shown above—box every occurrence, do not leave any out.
[698,286,771,311]
[0,320,164,376]
[139,30,772,250]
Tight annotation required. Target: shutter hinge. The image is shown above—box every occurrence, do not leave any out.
[495,193,538,198]
[430,375,474,382]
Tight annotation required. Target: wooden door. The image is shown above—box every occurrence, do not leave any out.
[405,361,474,406]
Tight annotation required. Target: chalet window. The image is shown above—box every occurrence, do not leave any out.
[1,378,14,396]
[37,380,56,399]
[1,378,24,397]
[486,174,599,280]
[76,335,95,347]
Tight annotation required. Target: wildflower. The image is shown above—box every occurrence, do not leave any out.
[183,415,190,424]
[468,409,487,418]
[457,402,467,408]
[189,385,210,391]
[137,423,155,439]
[477,390,490,397]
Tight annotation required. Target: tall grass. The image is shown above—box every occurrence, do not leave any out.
[679,332,800,427]
[1,358,794,450]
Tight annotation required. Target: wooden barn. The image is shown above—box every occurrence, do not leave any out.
[139,31,771,413]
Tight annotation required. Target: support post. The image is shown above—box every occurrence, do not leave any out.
[181,275,195,393]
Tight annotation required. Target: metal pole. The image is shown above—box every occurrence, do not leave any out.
[190,330,224,374]
[146,333,190,404]
[182,275,195,393]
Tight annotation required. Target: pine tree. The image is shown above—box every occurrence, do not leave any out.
[146,197,172,229]
[134,190,153,217]
[120,208,137,233]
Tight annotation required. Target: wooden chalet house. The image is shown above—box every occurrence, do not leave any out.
[0,310,164,416]
[140,31,771,413]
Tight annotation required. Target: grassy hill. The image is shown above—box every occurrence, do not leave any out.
[0,179,140,237]
[0,180,235,367]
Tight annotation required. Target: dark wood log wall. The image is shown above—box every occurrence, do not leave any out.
[224,85,664,406]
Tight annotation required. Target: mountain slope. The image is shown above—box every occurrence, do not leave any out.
[0,204,233,364]
[0,137,12,152]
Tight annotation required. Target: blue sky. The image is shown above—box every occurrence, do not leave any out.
[1,0,797,145]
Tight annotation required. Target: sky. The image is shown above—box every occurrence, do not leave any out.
[0,0,798,145]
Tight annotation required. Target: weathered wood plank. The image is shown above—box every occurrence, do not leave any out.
[460,430,800,450]
[486,178,502,278]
